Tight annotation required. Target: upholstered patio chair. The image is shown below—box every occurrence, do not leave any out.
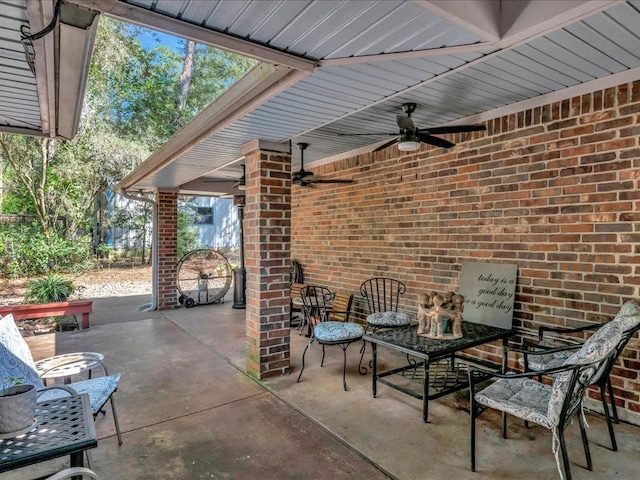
[0,314,122,445]
[296,286,365,391]
[518,299,640,451]
[469,320,623,480]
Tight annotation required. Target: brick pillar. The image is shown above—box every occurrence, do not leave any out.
[242,140,291,378]
[157,190,178,310]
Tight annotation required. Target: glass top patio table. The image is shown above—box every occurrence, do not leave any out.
[364,322,513,422]
[0,394,97,474]
[35,352,105,384]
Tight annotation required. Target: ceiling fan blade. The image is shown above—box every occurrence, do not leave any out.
[423,125,486,135]
[292,169,313,183]
[337,132,397,136]
[373,137,399,152]
[396,115,415,130]
[418,133,455,149]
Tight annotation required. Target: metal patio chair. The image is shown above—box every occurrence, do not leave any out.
[296,286,365,391]
[518,299,640,451]
[360,277,411,333]
[359,278,412,368]
[469,320,623,480]
[289,282,308,334]
[0,314,122,445]
[46,467,100,479]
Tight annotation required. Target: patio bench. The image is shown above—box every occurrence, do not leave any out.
[0,300,93,329]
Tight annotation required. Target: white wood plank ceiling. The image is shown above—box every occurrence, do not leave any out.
[4,1,640,194]
[0,0,41,133]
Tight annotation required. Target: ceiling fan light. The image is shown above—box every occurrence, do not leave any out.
[398,133,420,151]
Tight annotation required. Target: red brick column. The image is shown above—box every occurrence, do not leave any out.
[242,140,291,378]
[157,190,178,310]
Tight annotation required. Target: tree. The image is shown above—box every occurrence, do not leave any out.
[0,134,57,235]
[0,16,255,264]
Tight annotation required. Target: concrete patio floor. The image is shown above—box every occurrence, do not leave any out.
[8,294,640,479]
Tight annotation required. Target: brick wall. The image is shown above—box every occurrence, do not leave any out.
[244,142,291,379]
[157,190,178,310]
[292,80,640,421]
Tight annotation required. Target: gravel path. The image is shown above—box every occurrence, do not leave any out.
[1,265,153,305]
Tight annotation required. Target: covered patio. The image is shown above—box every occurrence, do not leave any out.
[2,1,640,477]
[6,296,640,479]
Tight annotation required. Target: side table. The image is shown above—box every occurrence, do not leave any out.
[0,394,97,474]
[35,352,105,385]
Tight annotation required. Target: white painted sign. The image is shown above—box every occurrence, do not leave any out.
[459,262,517,329]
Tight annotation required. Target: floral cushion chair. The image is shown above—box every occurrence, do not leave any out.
[520,300,640,450]
[469,320,623,480]
[0,314,122,445]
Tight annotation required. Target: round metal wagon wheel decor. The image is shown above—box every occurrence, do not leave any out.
[176,249,233,308]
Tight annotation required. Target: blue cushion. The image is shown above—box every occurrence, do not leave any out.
[37,373,121,413]
[0,314,120,415]
[314,322,364,342]
[367,311,411,327]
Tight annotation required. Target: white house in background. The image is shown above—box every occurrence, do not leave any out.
[94,192,240,256]
[184,196,240,250]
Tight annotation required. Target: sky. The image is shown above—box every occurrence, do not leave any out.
[136,28,184,52]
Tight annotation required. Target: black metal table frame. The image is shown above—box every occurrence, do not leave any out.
[365,323,512,422]
[0,394,97,476]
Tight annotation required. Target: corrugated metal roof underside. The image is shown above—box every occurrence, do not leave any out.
[134,0,640,191]
[125,0,484,60]
[0,0,40,130]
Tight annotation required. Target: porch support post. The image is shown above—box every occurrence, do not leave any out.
[156,189,179,310]
[242,139,291,378]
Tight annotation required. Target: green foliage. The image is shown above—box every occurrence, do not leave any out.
[1,376,24,396]
[177,208,197,259]
[109,199,153,264]
[0,17,252,276]
[89,18,256,148]
[0,224,94,278]
[25,273,76,303]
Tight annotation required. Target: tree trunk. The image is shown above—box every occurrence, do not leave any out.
[173,40,196,126]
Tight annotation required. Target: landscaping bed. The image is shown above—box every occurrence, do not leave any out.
[1,264,152,334]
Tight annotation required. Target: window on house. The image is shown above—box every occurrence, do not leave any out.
[193,207,213,224]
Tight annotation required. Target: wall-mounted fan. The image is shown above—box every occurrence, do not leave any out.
[292,143,354,187]
[338,102,486,152]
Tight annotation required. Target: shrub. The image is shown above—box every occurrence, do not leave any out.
[25,273,76,303]
[0,224,94,278]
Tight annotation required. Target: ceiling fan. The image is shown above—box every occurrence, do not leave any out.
[292,143,354,187]
[338,102,486,152]
[202,164,245,190]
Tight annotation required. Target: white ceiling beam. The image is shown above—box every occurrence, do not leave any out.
[118,63,311,191]
[0,114,40,130]
[413,1,621,48]
[66,0,318,72]
[320,42,494,67]
[25,0,57,137]
[413,0,501,43]
[0,124,47,137]
[496,0,623,48]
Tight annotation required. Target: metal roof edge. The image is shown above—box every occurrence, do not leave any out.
[117,63,310,191]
